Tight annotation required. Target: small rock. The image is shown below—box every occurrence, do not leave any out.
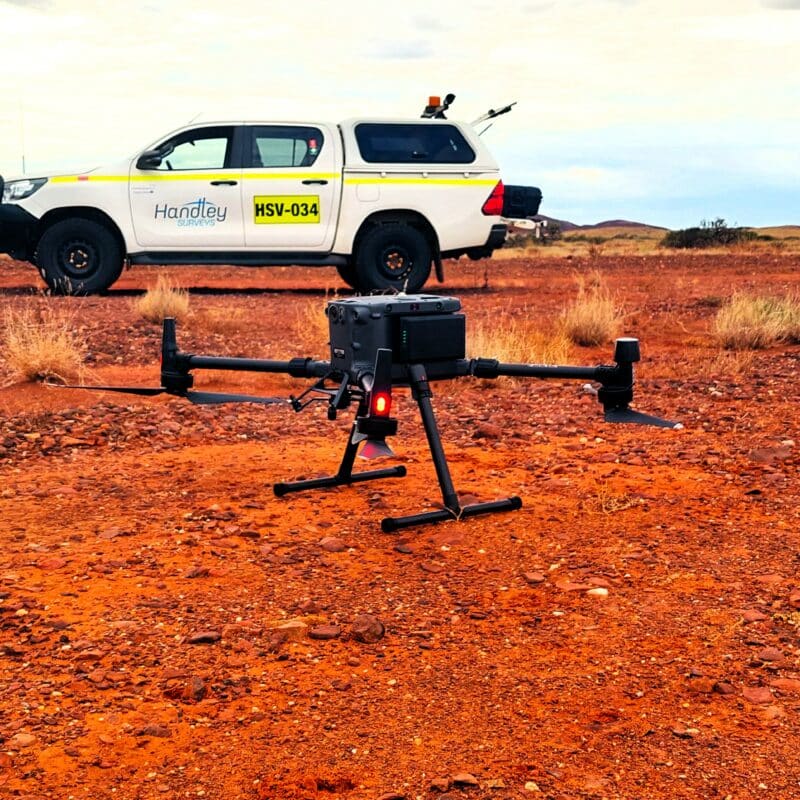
[8,733,36,749]
[742,686,773,704]
[757,646,784,662]
[136,723,172,738]
[586,587,608,598]
[486,778,507,789]
[319,536,346,553]
[184,566,209,579]
[769,678,800,692]
[272,620,308,643]
[350,614,385,644]
[308,624,341,641]
[742,609,769,623]
[187,631,221,644]
[713,681,736,696]
[377,794,406,800]
[430,778,451,792]
[452,773,479,787]
[524,782,541,792]
[184,676,207,702]
[789,590,800,609]
[522,572,546,585]
[473,422,501,439]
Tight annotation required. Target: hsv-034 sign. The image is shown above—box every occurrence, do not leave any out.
[253,195,320,224]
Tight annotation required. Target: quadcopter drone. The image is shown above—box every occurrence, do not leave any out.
[66,294,678,532]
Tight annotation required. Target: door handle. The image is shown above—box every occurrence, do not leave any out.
[210,180,238,186]
[302,179,328,185]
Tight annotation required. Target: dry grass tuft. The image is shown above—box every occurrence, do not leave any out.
[585,482,643,514]
[194,306,247,335]
[291,296,334,355]
[560,273,621,346]
[1,307,85,383]
[134,275,190,324]
[714,293,800,350]
[468,308,571,365]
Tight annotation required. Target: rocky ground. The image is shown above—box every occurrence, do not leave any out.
[1,253,799,800]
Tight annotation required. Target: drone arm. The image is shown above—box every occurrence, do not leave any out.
[184,355,331,378]
[473,358,602,382]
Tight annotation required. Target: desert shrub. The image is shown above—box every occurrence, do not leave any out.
[662,218,758,249]
[714,293,800,349]
[194,306,246,335]
[1,307,85,382]
[560,274,621,346]
[134,275,190,323]
[468,308,571,366]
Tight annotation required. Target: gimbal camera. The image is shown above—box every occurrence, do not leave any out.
[66,294,678,532]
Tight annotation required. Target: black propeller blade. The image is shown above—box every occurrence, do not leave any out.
[53,384,285,406]
[185,391,286,406]
[604,407,682,429]
[56,384,166,396]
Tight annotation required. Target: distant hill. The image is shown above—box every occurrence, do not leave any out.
[533,215,667,232]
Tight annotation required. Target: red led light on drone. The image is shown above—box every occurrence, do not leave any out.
[371,392,391,417]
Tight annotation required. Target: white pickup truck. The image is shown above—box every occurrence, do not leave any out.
[0,118,541,294]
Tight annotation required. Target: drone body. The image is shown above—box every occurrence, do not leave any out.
[64,294,678,531]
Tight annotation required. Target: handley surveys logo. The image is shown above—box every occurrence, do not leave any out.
[154,197,227,228]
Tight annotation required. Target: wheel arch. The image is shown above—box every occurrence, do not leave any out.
[352,210,442,284]
[35,207,128,260]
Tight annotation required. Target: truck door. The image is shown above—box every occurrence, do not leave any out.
[241,124,339,250]
[130,125,244,248]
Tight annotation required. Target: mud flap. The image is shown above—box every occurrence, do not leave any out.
[434,252,444,283]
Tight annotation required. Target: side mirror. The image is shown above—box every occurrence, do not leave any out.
[136,149,163,170]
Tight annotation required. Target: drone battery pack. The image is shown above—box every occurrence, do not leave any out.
[328,294,464,373]
[396,314,465,362]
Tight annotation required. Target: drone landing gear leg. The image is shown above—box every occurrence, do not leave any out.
[273,402,406,497]
[381,365,522,533]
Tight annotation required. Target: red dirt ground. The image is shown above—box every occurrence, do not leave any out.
[1,254,800,800]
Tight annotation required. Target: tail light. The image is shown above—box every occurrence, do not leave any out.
[481,180,504,216]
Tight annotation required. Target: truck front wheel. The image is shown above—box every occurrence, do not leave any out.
[354,223,431,293]
[36,218,123,295]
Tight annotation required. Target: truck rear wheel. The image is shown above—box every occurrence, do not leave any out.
[354,223,431,293]
[37,218,123,295]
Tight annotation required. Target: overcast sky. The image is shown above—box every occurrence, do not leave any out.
[1,0,798,227]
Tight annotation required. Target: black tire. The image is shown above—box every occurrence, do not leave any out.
[335,260,359,290]
[36,218,123,295]
[354,223,432,293]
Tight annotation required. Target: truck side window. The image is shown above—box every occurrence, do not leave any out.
[248,126,324,169]
[354,123,475,165]
[153,126,233,171]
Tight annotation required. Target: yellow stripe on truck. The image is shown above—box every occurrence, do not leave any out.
[49,174,494,186]
[51,173,340,183]
[344,177,497,186]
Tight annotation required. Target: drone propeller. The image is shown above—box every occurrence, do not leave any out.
[57,384,165,396]
[55,383,285,406]
[184,390,285,406]
[604,406,682,429]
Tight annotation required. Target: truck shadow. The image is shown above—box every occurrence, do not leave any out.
[0,285,499,298]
